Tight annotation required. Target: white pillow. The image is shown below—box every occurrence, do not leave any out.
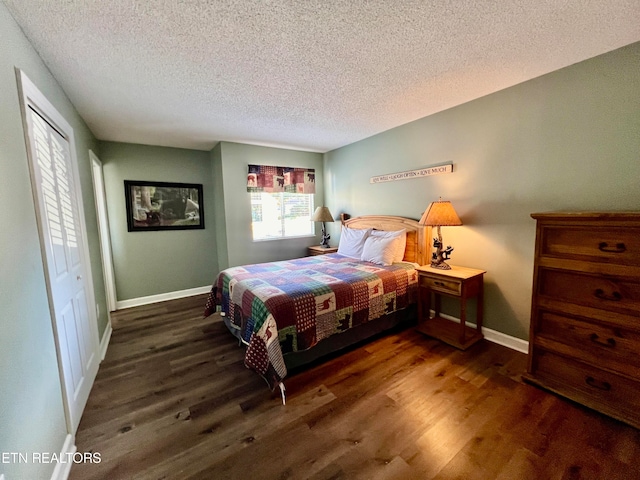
[337,227,372,259]
[370,229,406,263]
[360,235,397,266]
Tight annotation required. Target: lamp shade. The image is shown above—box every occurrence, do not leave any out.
[312,206,334,223]
[419,199,462,226]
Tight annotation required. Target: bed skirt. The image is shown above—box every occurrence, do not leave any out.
[222,305,417,372]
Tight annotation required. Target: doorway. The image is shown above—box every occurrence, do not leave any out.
[90,150,117,313]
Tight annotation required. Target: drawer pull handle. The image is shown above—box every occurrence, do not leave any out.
[585,376,611,391]
[598,242,626,253]
[594,289,622,302]
[589,333,616,348]
[434,281,445,287]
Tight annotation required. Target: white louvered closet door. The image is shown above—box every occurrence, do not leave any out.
[24,100,99,433]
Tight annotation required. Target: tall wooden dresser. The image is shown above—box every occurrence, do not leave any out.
[524,212,640,428]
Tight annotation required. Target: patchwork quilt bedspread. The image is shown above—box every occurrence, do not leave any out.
[204,253,418,389]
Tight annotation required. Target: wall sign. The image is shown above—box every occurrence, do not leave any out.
[370,163,453,184]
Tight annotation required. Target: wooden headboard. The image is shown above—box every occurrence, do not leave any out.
[341,214,430,266]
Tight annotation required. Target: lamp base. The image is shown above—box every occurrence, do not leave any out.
[320,223,331,248]
[431,226,454,270]
[430,260,452,270]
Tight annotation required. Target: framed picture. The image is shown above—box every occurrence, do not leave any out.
[124,180,204,231]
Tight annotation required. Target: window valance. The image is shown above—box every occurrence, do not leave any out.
[247,164,315,194]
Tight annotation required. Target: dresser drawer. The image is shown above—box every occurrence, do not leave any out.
[538,268,640,316]
[539,225,640,266]
[535,310,640,378]
[534,350,640,417]
[419,275,461,296]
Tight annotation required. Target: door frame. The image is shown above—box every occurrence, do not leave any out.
[16,68,100,434]
[90,150,117,313]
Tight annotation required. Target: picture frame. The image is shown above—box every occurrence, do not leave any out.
[124,180,204,232]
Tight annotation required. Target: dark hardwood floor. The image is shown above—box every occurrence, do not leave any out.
[70,295,640,480]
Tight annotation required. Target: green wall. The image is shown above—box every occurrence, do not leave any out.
[99,141,219,301]
[210,143,229,271]
[99,141,324,301]
[0,3,107,479]
[325,42,640,340]
[216,142,325,268]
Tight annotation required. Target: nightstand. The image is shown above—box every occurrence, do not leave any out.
[307,245,338,256]
[416,265,486,350]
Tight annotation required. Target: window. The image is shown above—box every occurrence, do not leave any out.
[251,192,315,240]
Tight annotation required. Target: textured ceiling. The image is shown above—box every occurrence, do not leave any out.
[4,1,640,153]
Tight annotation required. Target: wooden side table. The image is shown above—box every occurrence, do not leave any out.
[416,265,486,349]
[308,245,338,256]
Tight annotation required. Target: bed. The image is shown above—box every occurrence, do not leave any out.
[203,214,429,396]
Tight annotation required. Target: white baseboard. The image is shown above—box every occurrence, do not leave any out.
[116,285,212,310]
[482,325,529,353]
[50,434,75,480]
[434,312,529,354]
[99,322,113,361]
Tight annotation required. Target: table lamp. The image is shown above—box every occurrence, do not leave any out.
[419,198,462,269]
[312,206,334,247]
